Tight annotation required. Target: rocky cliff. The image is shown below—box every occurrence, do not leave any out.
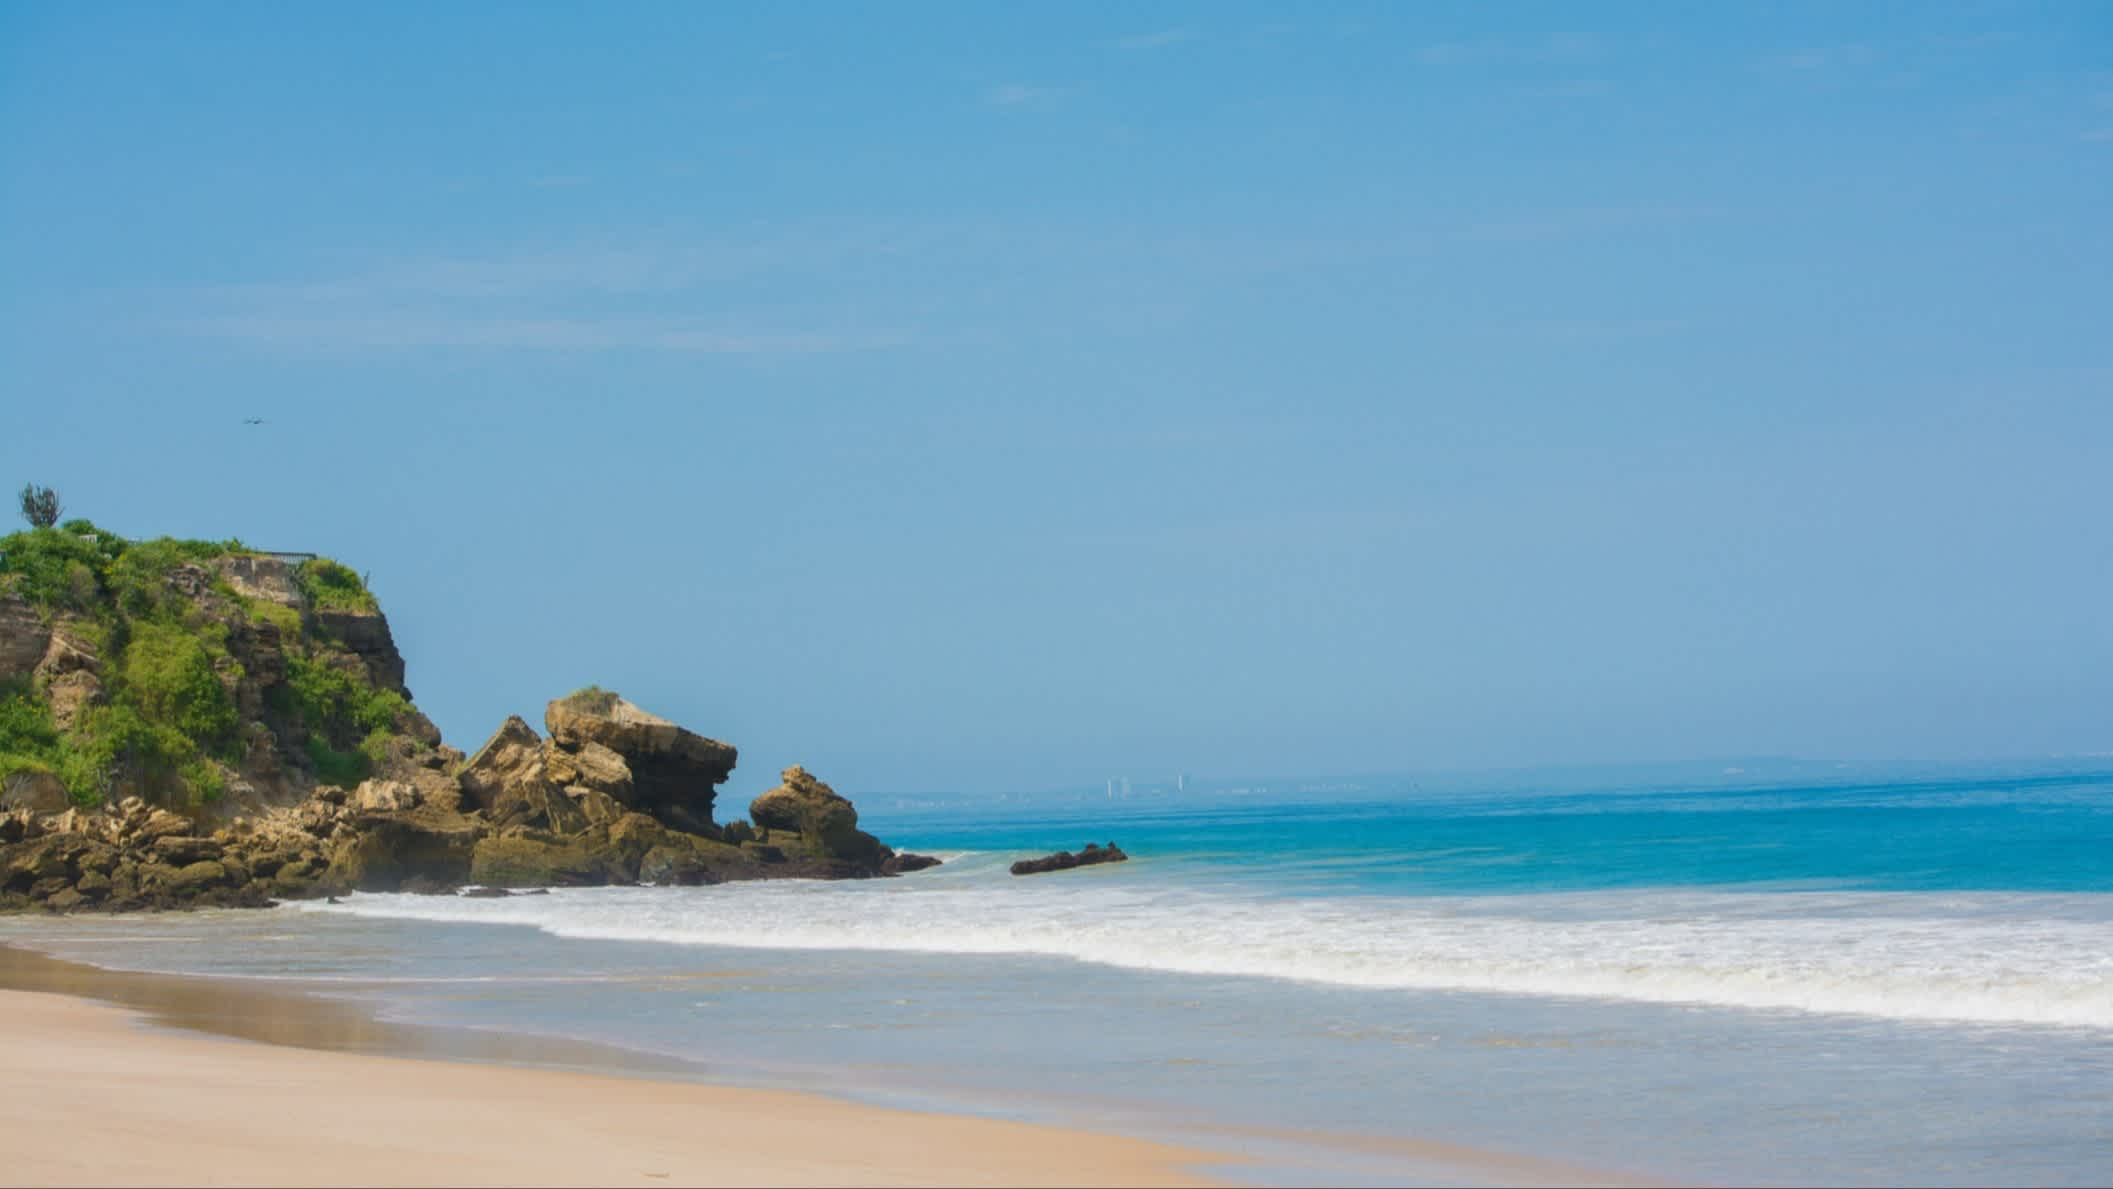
[0,522,930,912]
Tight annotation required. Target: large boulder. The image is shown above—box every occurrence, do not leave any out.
[323,805,483,893]
[0,771,70,816]
[544,693,735,836]
[749,765,889,868]
[545,739,632,801]
[2,834,83,891]
[468,833,618,888]
[458,716,550,812]
[490,782,589,835]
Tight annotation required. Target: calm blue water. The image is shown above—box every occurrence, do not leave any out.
[10,764,2113,1186]
[869,766,2113,895]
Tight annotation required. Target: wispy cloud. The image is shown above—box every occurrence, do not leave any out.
[1111,27,1198,52]
[1924,32,2021,53]
[169,229,927,356]
[159,207,1728,358]
[1529,318,1691,345]
[199,230,930,303]
[1460,204,1724,244]
[1760,44,1877,72]
[985,83,1067,108]
[1413,33,1603,68]
[1520,80,1611,100]
[174,313,908,354]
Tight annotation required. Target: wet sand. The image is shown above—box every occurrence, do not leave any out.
[0,945,1229,1188]
[0,941,1667,1188]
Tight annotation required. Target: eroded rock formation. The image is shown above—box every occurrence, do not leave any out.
[0,528,931,912]
[2,688,926,910]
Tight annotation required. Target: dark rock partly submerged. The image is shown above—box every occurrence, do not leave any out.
[1010,842,1128,876]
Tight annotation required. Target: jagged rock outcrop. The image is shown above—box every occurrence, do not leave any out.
[449,705,908,890]
[0,523,928,913]
[544,693,734,836]
[749,765,891,869]
[458,716,549,811]
[313,609,408,695]
[1010,842,1128,876]
[459,700,727,840]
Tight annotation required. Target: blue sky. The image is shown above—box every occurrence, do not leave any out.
[2,2,2109,794]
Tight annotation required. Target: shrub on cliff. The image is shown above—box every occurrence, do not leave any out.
[58,702,223,807]
[0,678,61,784]
[120,620,241,753]
[273,652,410,788]
[562,684,619,714]
[0,520,244,616]
[0,689,220,810]
[0,521,116,612]
[296,558,378,613]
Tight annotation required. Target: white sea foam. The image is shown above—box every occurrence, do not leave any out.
[297,872,2113,1030]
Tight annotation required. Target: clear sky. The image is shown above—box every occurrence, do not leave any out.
[2,2,2109,795]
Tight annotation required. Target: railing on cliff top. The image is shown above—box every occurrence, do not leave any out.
[87,537,320,565]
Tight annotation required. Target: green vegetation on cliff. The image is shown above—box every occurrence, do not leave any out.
[561,684,619,714]
[296,558,379,613]
[276,651,411,787]
[0,519,403,810]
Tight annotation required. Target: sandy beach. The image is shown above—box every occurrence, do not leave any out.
[0,981,1228,1188]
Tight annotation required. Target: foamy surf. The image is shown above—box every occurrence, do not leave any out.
[297,880,2113,1030]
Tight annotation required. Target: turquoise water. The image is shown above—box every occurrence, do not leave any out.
[10,763,2113,1185]
[870,766,2113,895]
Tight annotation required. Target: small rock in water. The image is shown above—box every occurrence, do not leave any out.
[882,852,943,875]
[1010,842,1128,876]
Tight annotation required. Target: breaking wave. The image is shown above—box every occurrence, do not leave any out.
[299,864,2113,1030]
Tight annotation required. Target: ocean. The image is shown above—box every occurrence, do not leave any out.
[9,762,2113,1186]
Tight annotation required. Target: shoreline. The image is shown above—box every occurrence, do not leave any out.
[0,941,1234,1188]
[0,938,1668,1188]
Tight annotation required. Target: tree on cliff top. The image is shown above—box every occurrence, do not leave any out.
[17,484,60,529]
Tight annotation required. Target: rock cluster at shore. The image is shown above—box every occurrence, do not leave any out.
[0,543,937,912]
[1,693,935,911]
[1009,842,1128,876]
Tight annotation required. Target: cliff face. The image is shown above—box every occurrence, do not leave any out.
[0,524,930,912]
[0,527,433,820]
